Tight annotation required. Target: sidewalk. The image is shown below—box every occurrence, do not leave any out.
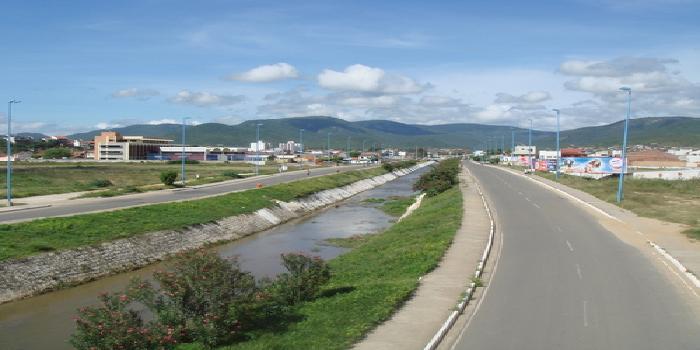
[495,165,700,285]
[353,166,491,350]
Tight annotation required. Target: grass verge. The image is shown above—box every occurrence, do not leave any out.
[0,168,386,262]
[533,170,700,239]
[379,196,415,216]
[0,161,282,199]
[202,185,463,350]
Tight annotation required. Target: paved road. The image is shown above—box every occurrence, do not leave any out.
[0,165,372,224]
[453,162,700,350]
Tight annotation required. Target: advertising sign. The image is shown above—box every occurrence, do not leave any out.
[560,157,625,175]
[536,159,557,172]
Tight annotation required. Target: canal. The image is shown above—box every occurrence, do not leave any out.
[0,168,427,350]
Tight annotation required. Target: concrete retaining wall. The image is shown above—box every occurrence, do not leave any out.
[0,163,432,304]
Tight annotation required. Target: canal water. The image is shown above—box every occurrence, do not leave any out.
[0,168,427,350]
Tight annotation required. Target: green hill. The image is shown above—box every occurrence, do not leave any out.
[68,116,700,149]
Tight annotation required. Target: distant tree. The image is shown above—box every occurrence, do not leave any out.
[43,147,72,159]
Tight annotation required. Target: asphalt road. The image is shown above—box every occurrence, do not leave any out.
[454,162,700,350]
[0,165,373,223]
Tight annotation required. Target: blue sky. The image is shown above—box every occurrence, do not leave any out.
[2,0,699,134]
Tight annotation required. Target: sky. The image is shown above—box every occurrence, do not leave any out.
[1,0,699,135]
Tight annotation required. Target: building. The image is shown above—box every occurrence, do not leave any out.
[93,131,173,161]
[560,148,587,157]
[512,145,537,156]
[538,150,559,160]
[249,141,266,152]
[627,150,686,168]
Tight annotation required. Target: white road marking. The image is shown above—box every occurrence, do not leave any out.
[517,191,523,195]
[576,264,583,280]
[533,203,541,209]
[636,230,644,235]
[583,300,589,327]
[555,226,563,232]
[566,240,574,252]
[524,197,531,202]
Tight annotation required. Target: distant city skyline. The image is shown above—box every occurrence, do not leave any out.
[1,0,699,135]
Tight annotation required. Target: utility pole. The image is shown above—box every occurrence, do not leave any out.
[256,123,263,175]
[299,128,304,168]
[528,119,533,171]
[553,109,561,180]
[6,100,20,206]
[617,87,632,203]
[181,117,190,187]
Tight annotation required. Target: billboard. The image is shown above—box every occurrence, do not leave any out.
[559,157,625,175]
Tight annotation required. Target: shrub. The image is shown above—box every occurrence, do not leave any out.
[89,179,113,188]
[43,147,72,159]
[70,291,176,350]
[160,171,178,186]
[137,250,256,348]
[223,171,243,178]
[413,158,460,196]
[168,159,200,164]
[270,253,331,305]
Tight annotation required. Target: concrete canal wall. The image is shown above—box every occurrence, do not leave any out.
[0,162,432,304]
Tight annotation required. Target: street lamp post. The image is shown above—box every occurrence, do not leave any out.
[327,131,331,162]
[6,100,20,207]
[299,128,304,168]
[256,123,263,175]
[299,128,304,154]
[511,127,515,155]
[528,119,533,171]
[553,109,561,180]
[181,117,190,187]
[617,87,632,203]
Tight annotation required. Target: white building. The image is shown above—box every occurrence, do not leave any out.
[513,145,536,156]
[249,141,266,152]
[538,150,559,160]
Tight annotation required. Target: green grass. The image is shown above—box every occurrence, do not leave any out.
[379,196,416,216]
[0,161,283,199]
[534,171,700,239]
[205,186,463,350]
[361,197,386,204]
[0,168,386,262]
[322,234,375,248]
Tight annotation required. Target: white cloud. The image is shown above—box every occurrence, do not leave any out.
[147,119,178,125]
[317,64,427,94]
[95,122,122,129]
[494,91,551,104]
[169,90,245,107]
[230,63,299,82]
[111,88,159,100]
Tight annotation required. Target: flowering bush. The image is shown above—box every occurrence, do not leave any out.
[271,252,331,305]
[70,291,177,350]
[72,250,331,349]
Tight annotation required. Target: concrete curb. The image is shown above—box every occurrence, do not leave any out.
[0,204,51,213]
[488,164,700,293]
[398,193,426,222]
[649,241,700,288]
[423,166,495,350]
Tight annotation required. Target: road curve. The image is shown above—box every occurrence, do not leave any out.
[0,165,373,224]
[453,162,700,350]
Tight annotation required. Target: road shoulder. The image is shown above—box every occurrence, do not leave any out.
[353,164,491,350]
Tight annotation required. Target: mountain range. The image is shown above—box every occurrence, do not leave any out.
[64,116,700,149]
